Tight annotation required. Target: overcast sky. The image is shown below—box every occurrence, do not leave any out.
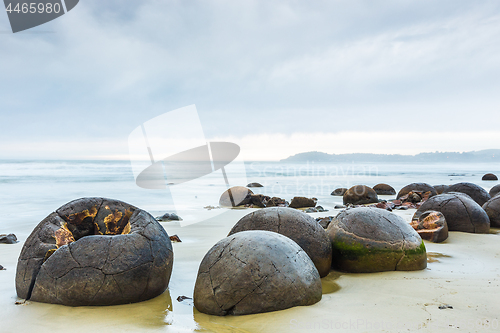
[1,0,500,160]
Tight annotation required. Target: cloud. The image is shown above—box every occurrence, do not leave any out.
[1,0,500,159]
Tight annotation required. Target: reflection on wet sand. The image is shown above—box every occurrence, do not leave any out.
[427,252,452,263]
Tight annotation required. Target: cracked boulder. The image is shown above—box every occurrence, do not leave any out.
[193,230,322,316]
[326,207,427,273]
[343,185,378,205]
[219,186,253,207]
[228,207,332,277]
[443,182,491,206]
[412,193,490,233]
[397,183,437,200]
[482,196,500,228]
[15,197,173,306]
[373,183,396,195]
[410,211,448,243]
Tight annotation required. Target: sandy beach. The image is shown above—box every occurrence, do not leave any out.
[2,202,499,333]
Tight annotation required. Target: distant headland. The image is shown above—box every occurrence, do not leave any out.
[280,149,500,163]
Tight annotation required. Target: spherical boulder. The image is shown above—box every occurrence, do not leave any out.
[412,193,490,233]
[343,185,378,205]
[326,207,426,273]
[397,183,437,200]
[482,173,498,181]
[228,207,332,277]
[433,185,449,195]
[194,230,322,316]
[443,182,491,206]
[373,183,396,195]
[16,197,173,306]
[482,196,500,228]
[490,184,500,198]
[331,188,347,196]
[219,186,253,207]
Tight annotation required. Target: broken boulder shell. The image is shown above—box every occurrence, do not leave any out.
[326,207,427,273]
[443,182,491,206]
[410,211,448,243]
[193,230,322,316]
[228,207,332,277]
[16,197,173,306]
[413,193,490,233]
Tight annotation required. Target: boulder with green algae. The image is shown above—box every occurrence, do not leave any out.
[326,207,427,273]
[16,197,173,306]
[194,230,322,316]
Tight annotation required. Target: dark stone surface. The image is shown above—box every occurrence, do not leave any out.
[433,185,449,195]
[194,230,322,316]
[219,186,253,207]
[490,184,500,198]
[326,207,426,273]
[331,188,347,196]
[156,213,182,221]
[343,185,378,205]
[413,193,490,233]
[228,207,332,277]
[265,197,288,207]
[16,197,173,306]
[410,211,448,243]
[289,197,316,209]
[246,182,264,188]
[0,233,18,244]
[373,183,396,195]
[443,182,491,206]
[482,173,498,181]
[397,183,437,200]
[482,196,500,228]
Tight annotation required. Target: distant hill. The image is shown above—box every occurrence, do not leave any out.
[280,150,500,163]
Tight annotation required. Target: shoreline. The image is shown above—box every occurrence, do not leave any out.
[2,204,500,332]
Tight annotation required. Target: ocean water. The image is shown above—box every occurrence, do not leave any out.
[0,159,498,236]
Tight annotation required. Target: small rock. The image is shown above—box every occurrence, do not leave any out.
[395,206,409,210]
[331,188,348,196]
[204,205,220,210]
[250,194,270,208]
[316,217,333,229]
[156,213,183,221]
[438,304,453,309]
[265,197,288,207]
[169,235,182,243]
[289,197,316,209]
[177,295,192,302]
[0,233,18,244]
[0,265,5,270]
[334,205,346,209]
[316,206,328,212]
[304,207,318,213]
[482,173,498,181]
[246,182,264,188]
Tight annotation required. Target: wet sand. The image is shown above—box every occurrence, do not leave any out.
[1,207,500,332]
